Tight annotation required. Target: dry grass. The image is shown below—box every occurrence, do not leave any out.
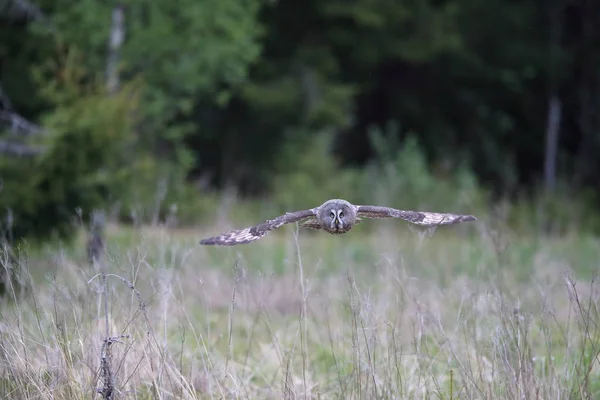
[0,221,599,399]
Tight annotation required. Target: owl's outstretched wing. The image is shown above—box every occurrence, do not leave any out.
[356,205,476,226]
[301,217,322,230]
[199,209,317,246]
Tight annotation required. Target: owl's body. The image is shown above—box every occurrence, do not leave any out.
[199,198,476,246]
[307,199,357,234]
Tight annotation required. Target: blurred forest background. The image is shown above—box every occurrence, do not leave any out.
[2,0,600,243]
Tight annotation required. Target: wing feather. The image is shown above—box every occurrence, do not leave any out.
[199,209,317,246]
[356,205,476,226]
[301,217,322,230]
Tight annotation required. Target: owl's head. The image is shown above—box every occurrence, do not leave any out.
[319,199,355,233]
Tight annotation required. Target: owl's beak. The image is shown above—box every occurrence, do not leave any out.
[330,215,341,231]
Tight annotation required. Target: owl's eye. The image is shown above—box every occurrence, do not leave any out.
[339,211,344,218]
[330,211,335,218]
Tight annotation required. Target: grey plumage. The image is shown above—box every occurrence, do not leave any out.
[199,198,476,246]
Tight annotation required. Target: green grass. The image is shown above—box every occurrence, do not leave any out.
[1,218,599,399]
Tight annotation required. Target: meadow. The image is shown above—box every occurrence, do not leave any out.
[1,214,599,399]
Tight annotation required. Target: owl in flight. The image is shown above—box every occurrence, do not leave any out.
[199,198,476,246]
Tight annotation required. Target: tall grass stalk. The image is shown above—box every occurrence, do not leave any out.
[0,223,599,399]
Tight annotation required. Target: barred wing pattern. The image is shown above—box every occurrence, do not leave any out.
[356,205,476,226]
[199,209,317,246]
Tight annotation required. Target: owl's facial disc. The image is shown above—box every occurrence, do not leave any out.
[330,209,344,231]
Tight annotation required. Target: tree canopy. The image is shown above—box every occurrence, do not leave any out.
[1,0,600,241]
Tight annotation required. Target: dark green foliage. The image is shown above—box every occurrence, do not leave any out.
[2,0,600,242]
[1,47,140,241]
[1,0,264,242]
[270,121,484,218]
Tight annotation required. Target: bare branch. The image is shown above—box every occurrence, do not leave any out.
[0,110,48,136]
[1,0,46,22]
[0,0,56,33]
[0,140,44,156]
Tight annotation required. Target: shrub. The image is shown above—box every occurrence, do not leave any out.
[0,47,140,242]
[271,121,485,216]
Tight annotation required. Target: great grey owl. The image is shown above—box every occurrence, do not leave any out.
[199,199,476,246]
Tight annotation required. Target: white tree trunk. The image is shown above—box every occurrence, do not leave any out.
[543,95,561,192]
[106,4,124,94]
